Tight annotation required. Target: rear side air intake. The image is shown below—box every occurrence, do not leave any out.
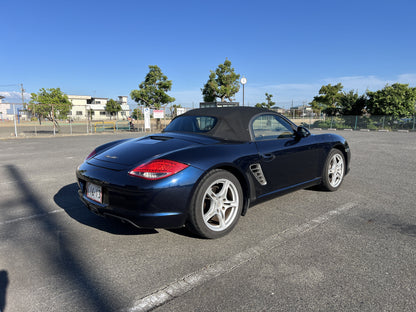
[250,163,267,185]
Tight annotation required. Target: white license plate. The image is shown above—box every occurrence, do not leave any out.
[86,182,102,203]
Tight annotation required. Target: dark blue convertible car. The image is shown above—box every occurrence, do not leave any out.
[77,107,350,238]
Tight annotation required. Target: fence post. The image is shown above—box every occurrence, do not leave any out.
[354,116,358,130]
[13,104,18,137]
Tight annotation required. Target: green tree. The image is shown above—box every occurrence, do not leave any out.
[131,108,142,120]
[310,83,344,115]
[130,65,175,129]
[130,65,175,109]
[339,90,367,115]
[28,87,72,127]
[366,83,416,118]
[201,59,240,102]
[169,104,183,117]
[255,93,275,109]
[105,99,121,120]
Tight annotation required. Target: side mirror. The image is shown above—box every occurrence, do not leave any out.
[296,126,311,138]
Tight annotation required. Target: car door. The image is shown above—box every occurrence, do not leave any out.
[252,114,323,197]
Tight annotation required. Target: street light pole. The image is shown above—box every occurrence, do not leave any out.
[240,76,247,106]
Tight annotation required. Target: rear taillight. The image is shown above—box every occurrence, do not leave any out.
[86,150,97,160]
[129,159,189,180]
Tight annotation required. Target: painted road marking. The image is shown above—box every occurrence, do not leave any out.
[0,209,63,226]
[121,202,357,312]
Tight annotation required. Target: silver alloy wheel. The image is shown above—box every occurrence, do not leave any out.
[328,153,344,188]
[201,178,239,232]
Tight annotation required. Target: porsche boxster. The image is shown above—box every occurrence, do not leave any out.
[76,107,350,238]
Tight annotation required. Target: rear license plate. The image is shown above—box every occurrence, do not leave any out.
[86,182,102,203]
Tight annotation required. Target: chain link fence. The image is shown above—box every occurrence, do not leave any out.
[293,115,416,131]
[1,113,415,139]
[0,119,166,138]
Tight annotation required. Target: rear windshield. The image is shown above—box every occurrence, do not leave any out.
[164,116,217,133]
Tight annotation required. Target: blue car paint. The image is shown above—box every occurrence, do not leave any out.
[76,130,350,229]
[77,161,205,228]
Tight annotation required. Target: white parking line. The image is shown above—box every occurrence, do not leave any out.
[0,209,63,226]
[0,172,74,186]
[121,202,357,312]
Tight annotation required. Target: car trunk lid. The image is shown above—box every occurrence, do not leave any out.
[90,134,217,168]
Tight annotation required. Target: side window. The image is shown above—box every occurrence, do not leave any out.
[164,116,217,133]
[196,116,217,131]
[251,114,294,141]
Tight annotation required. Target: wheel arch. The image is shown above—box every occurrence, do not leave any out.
[332,143,350,174]
[197,164,251,216]
[218,165,251,216]
[185,165,247,238]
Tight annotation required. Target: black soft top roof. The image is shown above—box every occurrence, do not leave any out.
[173,107,283,142]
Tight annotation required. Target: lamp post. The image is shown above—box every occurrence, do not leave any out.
[240,76,247,106]
[86,104,90,134]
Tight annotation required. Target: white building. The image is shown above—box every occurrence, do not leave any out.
[68,95,130,120]
[0,97,12,120]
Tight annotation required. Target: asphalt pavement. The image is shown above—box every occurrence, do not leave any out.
[0,131,415,312]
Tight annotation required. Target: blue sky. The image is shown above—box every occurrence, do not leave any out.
[1,0,416,109]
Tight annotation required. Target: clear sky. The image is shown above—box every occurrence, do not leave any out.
[1,0,416,109]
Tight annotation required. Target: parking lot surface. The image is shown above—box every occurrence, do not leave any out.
[0,131,415,312]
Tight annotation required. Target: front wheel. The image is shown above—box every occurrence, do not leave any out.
[321,149,345,191]
[187,170,243,239]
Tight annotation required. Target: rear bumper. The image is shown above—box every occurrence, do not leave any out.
[76,163,204,229]
[78,190,186,228]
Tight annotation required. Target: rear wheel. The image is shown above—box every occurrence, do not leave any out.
[187,170,243,239]
[321,149,345,191]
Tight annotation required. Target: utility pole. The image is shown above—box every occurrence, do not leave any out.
[21,84,26,122]
[21,84,25,109]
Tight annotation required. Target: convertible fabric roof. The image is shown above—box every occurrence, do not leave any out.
[179,107,277,142]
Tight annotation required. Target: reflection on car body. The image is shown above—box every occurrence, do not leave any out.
[76,107,350,238]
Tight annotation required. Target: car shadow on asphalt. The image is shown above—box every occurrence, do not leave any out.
[54,183,158,236]
[167,227,202,239]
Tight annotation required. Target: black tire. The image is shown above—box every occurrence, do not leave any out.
[321,149,345,191]
[186,169,243,239]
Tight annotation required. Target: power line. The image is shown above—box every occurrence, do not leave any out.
[0,84,20,88]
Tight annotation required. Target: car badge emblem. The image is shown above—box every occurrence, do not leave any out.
[105,155,118,159]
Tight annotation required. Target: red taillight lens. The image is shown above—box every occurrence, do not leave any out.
[86,150,97,160]
[129,159,189,180]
